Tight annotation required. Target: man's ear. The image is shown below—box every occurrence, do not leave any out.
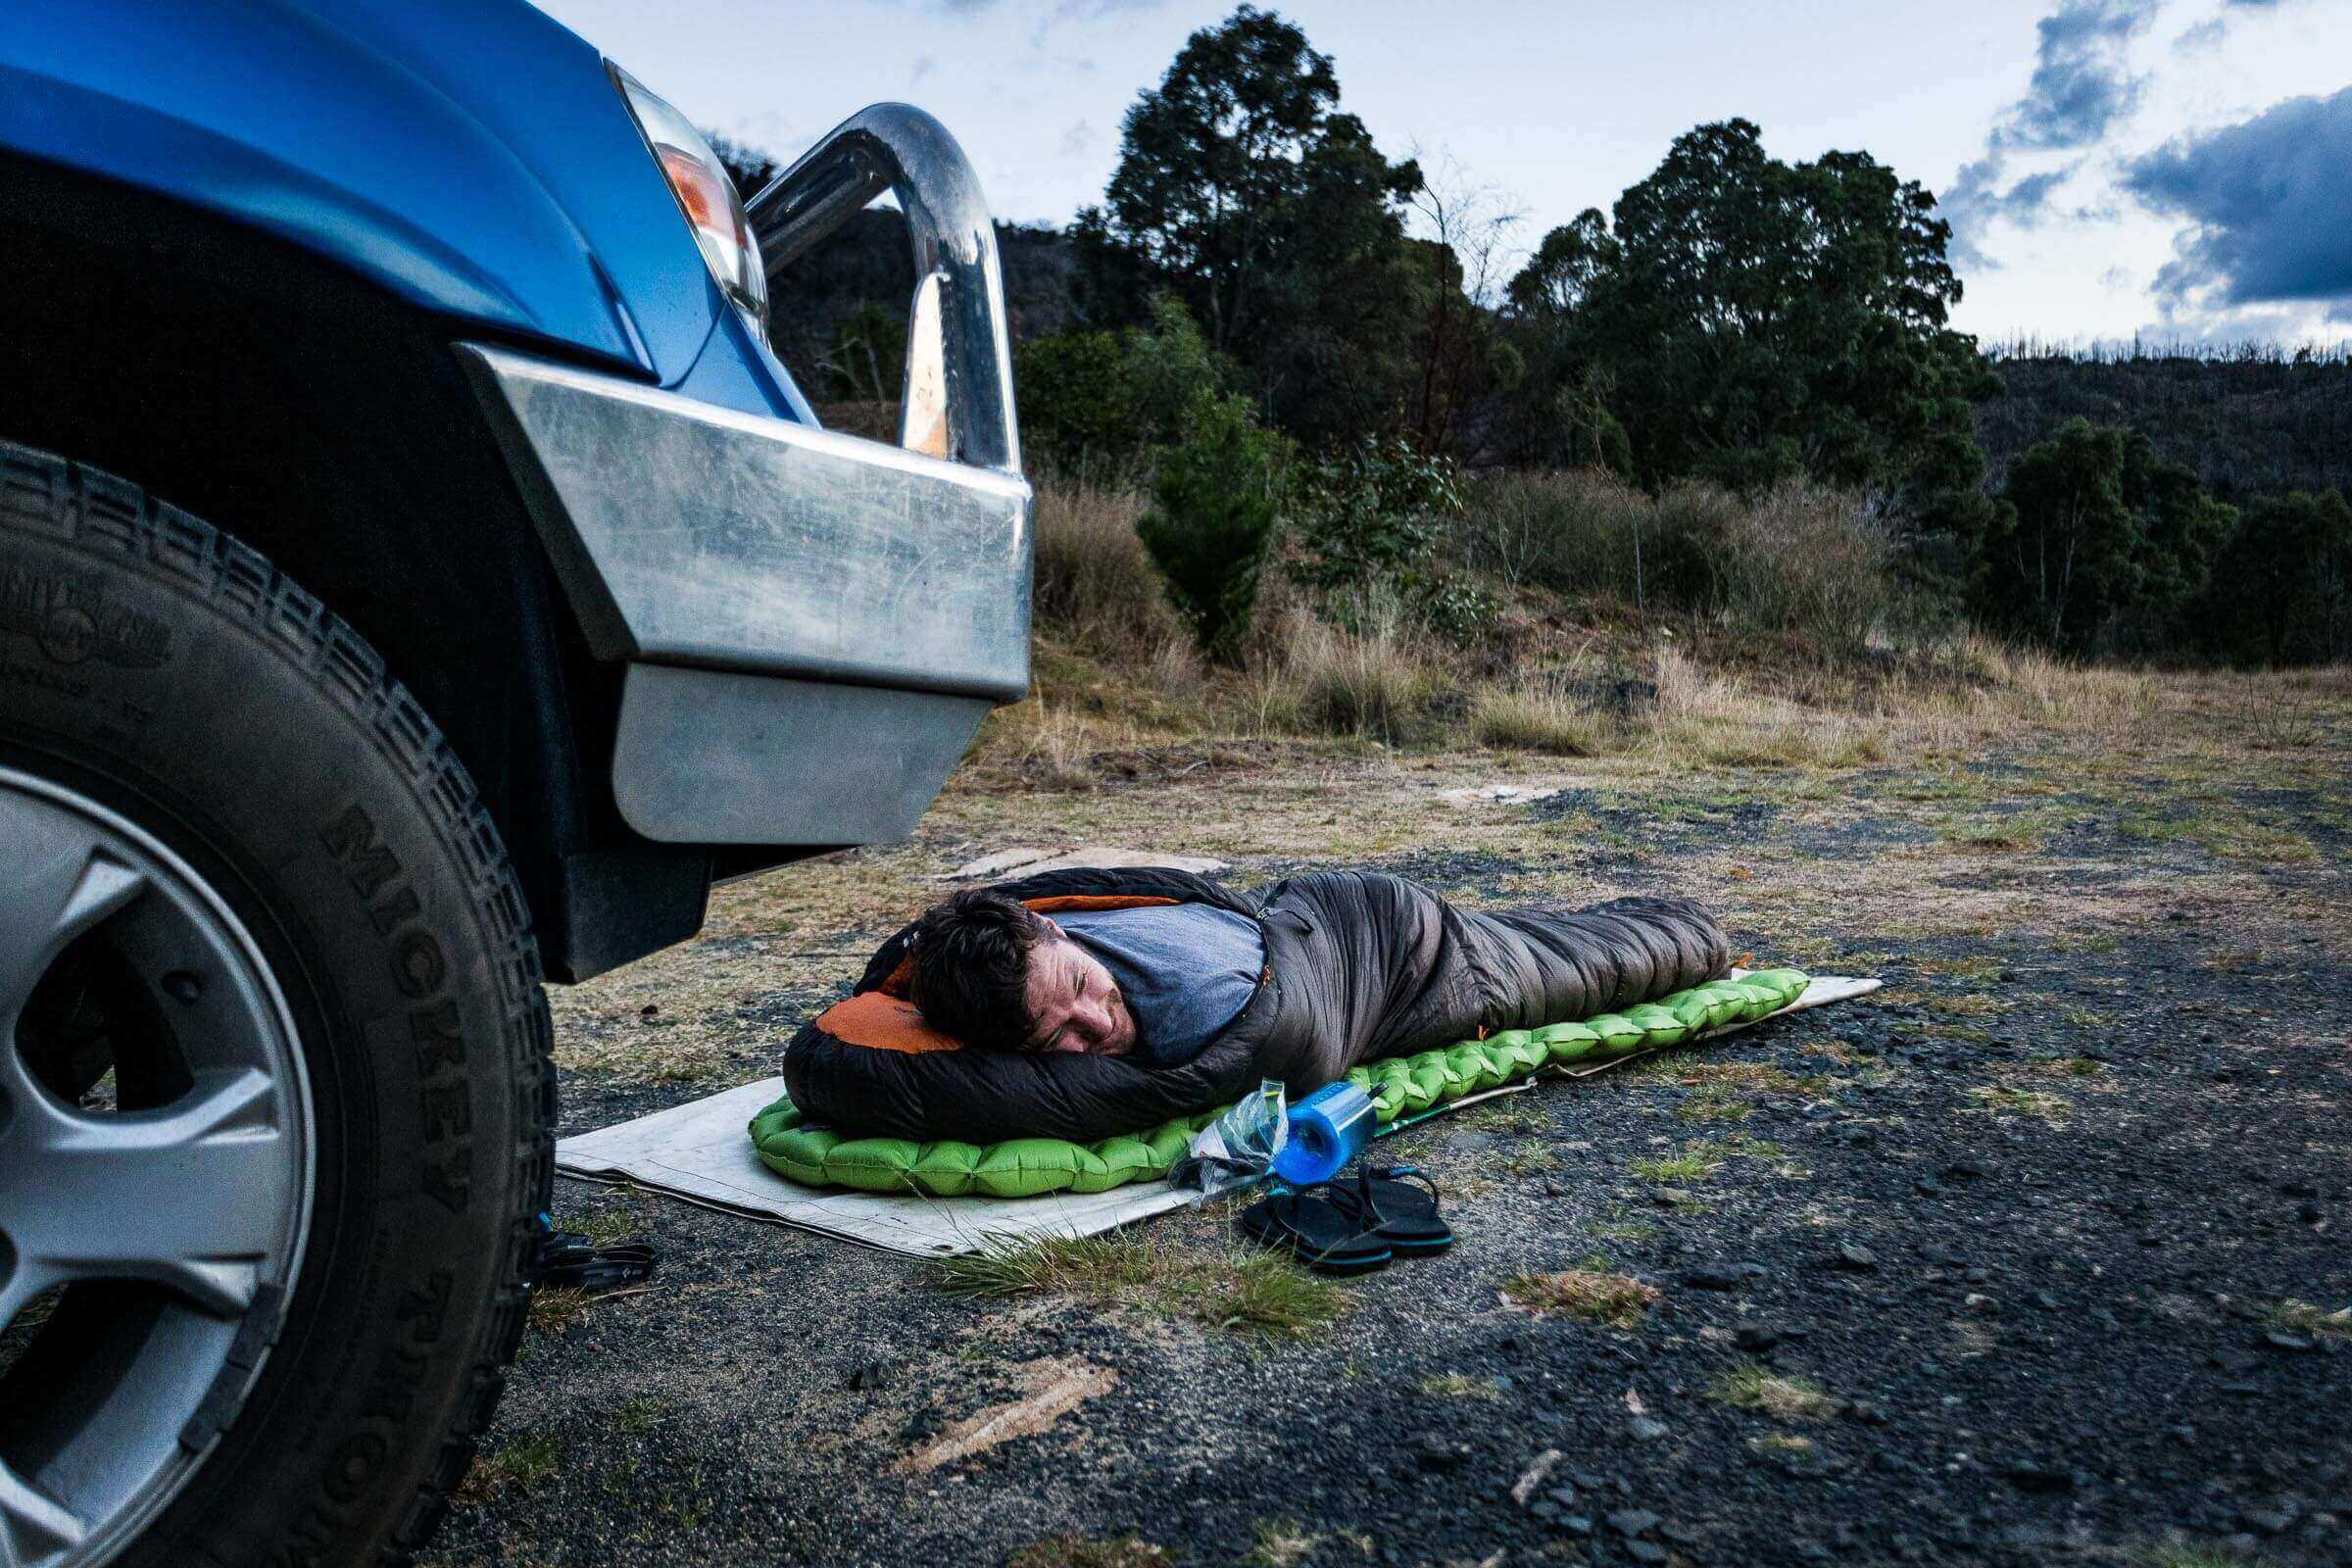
[1042,917,1065,939]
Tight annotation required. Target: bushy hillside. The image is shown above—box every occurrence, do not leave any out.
[1979,349,2352,505]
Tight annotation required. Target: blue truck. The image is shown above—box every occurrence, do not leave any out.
[0,4,1030,1563]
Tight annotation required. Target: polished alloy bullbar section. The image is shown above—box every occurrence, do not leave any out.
[465,105,1031,848]
[747,103,1020,472]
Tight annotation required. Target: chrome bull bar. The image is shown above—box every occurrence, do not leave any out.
[460,107,1033,848]
[748,103,1022,476]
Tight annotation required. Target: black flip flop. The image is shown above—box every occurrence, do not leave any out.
[1239,1189,1394,1275]
[1348,1163,1453,1255]
[532,1226,658,1293]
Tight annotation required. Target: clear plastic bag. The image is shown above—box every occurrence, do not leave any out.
[1168,1078,1288,1196]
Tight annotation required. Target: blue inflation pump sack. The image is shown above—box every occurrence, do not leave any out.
[1271,1079,1376,1185]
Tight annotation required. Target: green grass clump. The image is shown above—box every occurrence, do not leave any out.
[939,1234,1160,1298]
[1677,1084,1756,1122]
[1417,1371,1505,1399]
[458,1428,563,1502]
[1631,1135,1799,1182]
[564,1204,650,1247]
[937,1234,1348,1341]
[1496,1147,1562,1177]
[2141,1546,2279,1568]
[612,1396,664,1437]
[1631,1143,1727,1183]
[1588,1207,1659,1244]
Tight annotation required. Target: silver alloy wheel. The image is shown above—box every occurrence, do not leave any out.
[0,764,315,1568]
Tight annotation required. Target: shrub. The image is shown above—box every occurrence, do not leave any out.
[1700,480,1893,649]
[1978,416,2236,657]
[1015,294,1229,478]
[1294,438,1494,640]
[1458,470,1892,646]
[1458,467,1676,601]
[1137,388,1294,661]
[1031,477,1189,659]
[821,300,906,402]
[1014,330,1138,477]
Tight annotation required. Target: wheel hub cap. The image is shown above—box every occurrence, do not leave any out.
[0,765,314,1568]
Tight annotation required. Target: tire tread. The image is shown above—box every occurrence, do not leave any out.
[0,438,556,1567]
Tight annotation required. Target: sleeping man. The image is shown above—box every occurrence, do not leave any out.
[781,866,1729,1146]
[903,888,1262,1066]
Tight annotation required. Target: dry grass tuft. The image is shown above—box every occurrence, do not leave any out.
[1032,477,1190,661]
[1710,1360,1844,1420]
[1966,1086,2070,1122]
[1473,676,1618,755]
[1645,649,1893,768]
[527,1287,592,1335]
[1249,1519,1324,1568]
[999,476,2351,787]
[1010,1536,1173,1568]
[1462,470,1890,648]
[1274,607,1440,745]
[972,698,1112,791]
[2269,1298,2352,1341]
[1502,1268,1661,1327]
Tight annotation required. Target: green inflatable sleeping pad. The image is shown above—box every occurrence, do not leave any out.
[747,967,1810,1198]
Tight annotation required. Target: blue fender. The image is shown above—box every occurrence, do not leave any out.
[0,0,737,388]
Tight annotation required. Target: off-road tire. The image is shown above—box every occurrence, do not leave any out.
[0,438,555,1566]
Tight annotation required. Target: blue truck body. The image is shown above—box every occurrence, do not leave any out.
[0,0,1028,983]
[0,0,811,421]
[0,10,1032,1565]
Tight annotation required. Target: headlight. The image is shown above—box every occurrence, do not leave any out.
[611,66,768,335]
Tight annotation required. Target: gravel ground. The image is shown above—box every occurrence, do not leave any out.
[422,707,2351,1568]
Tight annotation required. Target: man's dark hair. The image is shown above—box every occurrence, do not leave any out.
[906,888,1052,1052]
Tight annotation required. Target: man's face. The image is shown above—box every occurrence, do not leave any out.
[1021,923,1136,1056]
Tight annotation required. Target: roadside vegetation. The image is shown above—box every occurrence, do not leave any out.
[754,5,2350,696]
[932,447,2352,792]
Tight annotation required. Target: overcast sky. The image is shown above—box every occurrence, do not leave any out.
[541,0,2352,348]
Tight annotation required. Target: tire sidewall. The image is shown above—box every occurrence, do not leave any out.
[0,466,544,1567]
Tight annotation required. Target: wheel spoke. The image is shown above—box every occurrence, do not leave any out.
[0,768,316,1565]
[4,1068,289,1318]
[0,1457,84,1568]
[0,790,145,1033]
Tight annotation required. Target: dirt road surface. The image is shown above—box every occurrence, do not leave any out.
[422,686,2350,1568]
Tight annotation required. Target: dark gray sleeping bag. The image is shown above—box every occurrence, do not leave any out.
[780,866,1730,1145]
